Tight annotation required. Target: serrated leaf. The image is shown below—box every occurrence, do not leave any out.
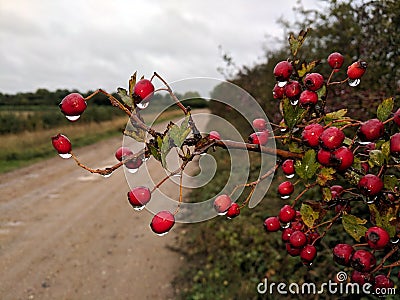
[352,156,362,171]
[322,187,332,201]
[383,175,398,192]
[295,149,320,180]
[344,170,362,186]
[282,98,307,129]
[117,87,133,108]
[297,60,320,77]
[300,204,319,228]
[369,204,397,237]
[324,109,347,121]
[381,141,391,160]
[377,97,394,122]
[123,129,146,143]
[342,214,368,242]
[288,28,310,57]
[129,72,137,97]
[169,115,191,148]
[160,134,172,168]
[148,143,161,161]
[316,167,336,186]
[288,142,303,153]
[369,150,385,167]
[316,85,327,102]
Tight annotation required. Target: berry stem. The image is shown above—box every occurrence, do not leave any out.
[85,89,132,116]
[173,169,184,215]
[370,245,399,274]
[70,152,123,176]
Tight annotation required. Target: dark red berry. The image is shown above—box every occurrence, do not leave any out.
[115,147,133,161]
[279,204,296,223]
[59,93,87,120]
[290,220,305,231]
[300,244,317,262]
[304,73,324,91]
[351,249,376,272]
[335,202,351,214]
[320,127,345,150]
[333,243,354,266]
[249,131,268,145]
[284,80,302,99]
[209,130,221,140]
[307,231,320,244]
[330,185,344,199]
[361,162,369,173]
[51,133,72,154]
[226,203,240,219]
[332,146,354,171]
[358,174,384,197]
[273,84,285,99]
[289,230,307,248]
[133,79,154,101]
[286,243,302,256]
[278,181,294,197]
[327,52,344,69]
[214,194,232,214]
[351,270,374,285]
[302,123,324,147]
[127,186,151,208]
[264,216,280,232]
[374,274,394,290]
[317,149,333,166]
[394,108,400,126]
[299,90,318,107]
[390,133,400,156]
[150,211,175,235]
[281,159,295,176]
[347,61,367,80]
[273,61,293,82]
[365,226,390,250]
[252,118,267,131]
[281,228,294,242]
[125,157,143,170]
[358,119,384,142]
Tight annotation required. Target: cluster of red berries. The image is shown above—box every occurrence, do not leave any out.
[248,118,269,145]
[213,194,241,219]
[333,226,395,289]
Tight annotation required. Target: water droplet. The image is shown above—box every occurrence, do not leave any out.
[392,157,400,164]
[285,174,295,179]
[363,195,376,204]
[59,153,72,159]
[277,81,287,88]
[218,211,228,216]
[65,115,80,121]
[280,127,288,133]
[348,78,361,87]
[133,205,145,211]
[156,231,169,236]
[390,237,399,244]
[137,101,149,109]
[280,195,290,200]
[200,152,207,156]
[126,167,138,174]
[172,173,182,177]
[142,157,149,162]
[280,222,290,229]
[358,141,371,145]
[290,99,299,106]
[102,173,111,178]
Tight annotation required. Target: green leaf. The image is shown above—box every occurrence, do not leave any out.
[325,109,347,120]
[369,204,397,237]
[148,143,161,162]
[295,149,320,180]
[288,141,303,154]
[169,115,191,148]
[383,175,398,192]
[297,60,320,77]
[288,28,310,57]
[282,98,306,130]
[368,150,385,167]
[342,214,368,242]
[117,87,133,108]
[381,141,391,160]
[160,134,172,168]
[377,97,394,122]
[316,85,327,102]
[316,167,336,186]
[300,204,319,228]
[322,187,332,201]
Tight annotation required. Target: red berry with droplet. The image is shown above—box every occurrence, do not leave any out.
[273,61,293,82]
[300,244,317,263]
[358,174,383,197]
[327,52,344,69]
[278,181,294,197]
[133,79,154,101]
[125,157,143,170]
[209,130,221,140]
[358,119,384,142]
[289,230,307,248]
[284,80,302,99]
[299,90,318,107]
[347,61,367,80]
[214,194,232,214]
[302,123,324,147]
[333,243,354,266]
[320,127,345,150]
[282,159,295,176]
[264,216,280,232]
[59,93,87,120]
[304,73,324,91]
[351,249,376,272]
[226,203,240,219]
[115,147,134,161]
[51,133,72,154]
[279,204,296,223]
[365,226,390,250]
[332,146,354,171]
[249,131,268,145]
[150,211,175,235]
[252,118,267,131]
[390,133,400,156]
[273,84,285,99]
[127,186,151,207]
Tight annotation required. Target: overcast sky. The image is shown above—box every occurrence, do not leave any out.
[0,0,324,95]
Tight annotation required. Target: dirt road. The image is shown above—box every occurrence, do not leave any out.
[0,111,210,300]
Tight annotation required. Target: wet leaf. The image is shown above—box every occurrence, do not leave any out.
[161,134,172,168]
[380,141,391,160]
[117,87,133,108]
[282,98,306,130]
[368,150,385,167]
[369,204,397,237]
[342,214,368,242]
[316,85,327,102]
[377,97,394,122]
[325,109,347,120]
[322,187,332,201]
[148,143,161,161]
[297,60,320,77]
[129,72,137,97]
[300,204,319,228]
[316,167,336,186]
[288,28,310,57]
[288,141,303,153]
[169,115,191,148]
[295,149,320,180]
[383,175,398,192]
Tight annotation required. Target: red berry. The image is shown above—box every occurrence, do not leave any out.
[273,84,285,99]
[332,146,354,171]
[249,131,268,145]
[394,108,400,126]
[304,73,324,91]
[361,162,369,173]
[333,243,354,266]
[347,61,367,80]
[214,194,232,214]
[125,157,143,170]
[300,244,317,262]
[307,231,320,244]
[286,243,302,256]
[279,204,296,223]
[358,174,384,197]
[226,203,240,219]
[358,119,384,142]
[284,80,302,99]
[281,159,295,176]
[351,270,374,285]
[59,93,87,121]
[330,185,344,199]
[264,216,280,232]
[133,79,154,101]
[327,52,344,69]
[351,249,376,272]
[278,181,294,197]
[127,186,151,208]
[209,130,221,140]
[273,61,293,82]
[365,226,390,250]
[281,228,294,242]
[335,202,351,214]
[317,148,333,166]
[320,127,345,150]
[289,230,307,248]
[302,123,324,147]
[150,211,175,235]
[374,274,394,290]
[299,90,318,107]
[51,133,72,154]
[252,118,267,131]
[290,220,305,231]
[115,147,134,161]
[390,133,400,156]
